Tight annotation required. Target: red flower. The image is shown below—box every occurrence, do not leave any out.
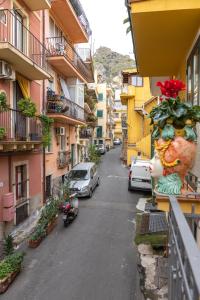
[156,80,185,100]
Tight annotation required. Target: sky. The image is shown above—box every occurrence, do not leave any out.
[80,0,134,58]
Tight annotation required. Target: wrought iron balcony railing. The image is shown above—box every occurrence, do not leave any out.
[47,98,85,122]
[0,9,49,73]
[46,36,93,82]
[168,195,200,300]
[0,109,42,142]
[69,0,92,37]
[79,128,92,139]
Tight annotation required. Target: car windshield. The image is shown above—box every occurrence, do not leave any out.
[69,170,88,180]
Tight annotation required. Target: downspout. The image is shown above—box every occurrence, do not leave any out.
[42,10,46,204]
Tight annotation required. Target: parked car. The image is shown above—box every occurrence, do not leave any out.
[66,162,100,198]
[128,159,152,191]
[113,138,121,145]
[97,144,106,154]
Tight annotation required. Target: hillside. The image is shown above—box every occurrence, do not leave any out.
[93,47,135,85]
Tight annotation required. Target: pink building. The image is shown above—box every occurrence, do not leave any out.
[0,0,94,241]
[0,0,50,240]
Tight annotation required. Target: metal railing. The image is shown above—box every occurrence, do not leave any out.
[69,0,92,37]
[79,128,92,139]
[57,151,70,168]
[0,109,42,142]
[46,36,93,82]
[168,195,200,300]
[0,9,49,72]
[47,98,85,122]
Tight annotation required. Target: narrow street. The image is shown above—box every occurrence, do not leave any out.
[2,147,144,300]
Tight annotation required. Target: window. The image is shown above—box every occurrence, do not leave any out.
[187,37,200,105]
[96,126,102,138]
[46,128,53,153]
[131,76,143,87]
[49,17,62,37]
[114,113,119,118]
[97,110,103,118]
[98,93,103,101]
[15,165,27,201]
[60,135,66,151]
[46,175,52,199]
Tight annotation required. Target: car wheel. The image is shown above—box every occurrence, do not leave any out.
[88,189,93,198]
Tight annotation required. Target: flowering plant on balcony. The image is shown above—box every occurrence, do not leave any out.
[149,79,200,141]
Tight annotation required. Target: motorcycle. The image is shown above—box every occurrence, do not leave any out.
[61,193,79,227]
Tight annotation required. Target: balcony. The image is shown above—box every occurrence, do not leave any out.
[51,0,91,43]
[57,151,71,169]
[168,195,200,299]
[0,109,42,152]
[46,37,93,83]
[46,92,85,125]
[129,0,200,76]
[23,0,51,11]
[0,10,50,80]
[79,128,92,139]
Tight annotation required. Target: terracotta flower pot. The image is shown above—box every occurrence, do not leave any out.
[28,237,43,249]
[46,217,58,235]
[0,269,20,294]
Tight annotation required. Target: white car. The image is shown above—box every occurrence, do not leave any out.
[128,159,152,191]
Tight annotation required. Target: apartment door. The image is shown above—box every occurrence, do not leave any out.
[71,144,75,167]
[13,10,24,52]
[15,164,28,225]
[13,81,27,140]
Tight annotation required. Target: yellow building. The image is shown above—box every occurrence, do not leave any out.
[127,0,200,210]
[113,89,127,141]
[120,69,157,165]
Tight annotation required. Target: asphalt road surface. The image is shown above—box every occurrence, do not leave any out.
[2,146,146,300]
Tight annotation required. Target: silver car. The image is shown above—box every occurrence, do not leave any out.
[67,162,100,198]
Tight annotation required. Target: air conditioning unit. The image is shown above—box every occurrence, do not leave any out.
[55,127,65,135]
[0,61,15,80]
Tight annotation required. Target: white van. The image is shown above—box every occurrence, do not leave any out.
[128,159,152,191]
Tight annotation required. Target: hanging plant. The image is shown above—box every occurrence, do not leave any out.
[18,98,37,117]
[0,92,9,111]
[39,114,54,147]
[0,127,6,139]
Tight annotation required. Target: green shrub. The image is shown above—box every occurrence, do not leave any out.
[88,144,101,164]
[18,98,37,117]
[0,252,24,279]
[3,234,14,256]
[29,224,46,241]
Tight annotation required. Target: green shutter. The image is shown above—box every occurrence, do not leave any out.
[98,93,103,101]
[96,126,102,138]
[97,110,103,118]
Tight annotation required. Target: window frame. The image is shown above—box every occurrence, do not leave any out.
[97,110,103,118]
[187,36,200,105]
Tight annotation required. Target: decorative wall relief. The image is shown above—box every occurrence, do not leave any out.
[149,80,200,195]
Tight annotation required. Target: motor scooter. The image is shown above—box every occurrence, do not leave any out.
[62,193,79,227]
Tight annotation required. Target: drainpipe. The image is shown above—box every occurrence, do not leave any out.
[42,10,46,204]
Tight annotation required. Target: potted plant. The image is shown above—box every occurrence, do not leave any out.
[28,224,46,248]
[18,98,37,118]
[0,252,24,294]
[0,127,6,140]
[149,80,200,195]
